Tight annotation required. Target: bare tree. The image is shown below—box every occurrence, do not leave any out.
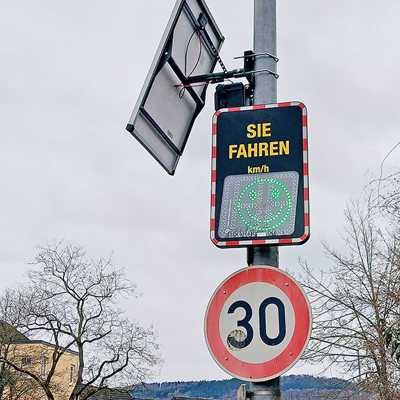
[374,171,400,223]
[299,192,400,400]
[0,289,70,400]
[0,291,28,399]
[374,171,400,380]
[0,243,160,400]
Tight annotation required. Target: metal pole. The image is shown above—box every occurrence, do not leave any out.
[247,1,280,399]
[253,0,277,104]
[357,349,361,399]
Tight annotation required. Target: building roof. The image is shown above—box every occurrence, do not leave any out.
[81,387,132,400]
[0,321,78,355]
[28,340,79,355]
[0,321,29,343]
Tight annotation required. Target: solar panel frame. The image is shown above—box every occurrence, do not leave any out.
[126,0,224,175]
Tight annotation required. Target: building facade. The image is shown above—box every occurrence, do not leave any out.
[0,323,78,400]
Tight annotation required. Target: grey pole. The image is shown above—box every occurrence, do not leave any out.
[247,1,280,399]
[253,0,277,104]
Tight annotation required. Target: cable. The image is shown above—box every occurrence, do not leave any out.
[176,26,229,97]
[187,31,202,77]
[179,29,203,99]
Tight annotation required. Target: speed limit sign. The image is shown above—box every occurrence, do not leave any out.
[204,266,312,381]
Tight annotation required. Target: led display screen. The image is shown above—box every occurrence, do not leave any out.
[218,172,299,239]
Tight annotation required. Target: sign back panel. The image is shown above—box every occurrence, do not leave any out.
[210,102,309,248]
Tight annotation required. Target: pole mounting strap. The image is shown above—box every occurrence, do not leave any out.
[234,51,279,63]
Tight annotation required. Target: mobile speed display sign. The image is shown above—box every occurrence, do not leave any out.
[204,266,312,381]
[210,103,309,248]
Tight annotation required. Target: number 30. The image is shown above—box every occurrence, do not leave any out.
[227,297,286,349]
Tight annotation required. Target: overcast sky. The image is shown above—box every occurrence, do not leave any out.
[1,0,400,383]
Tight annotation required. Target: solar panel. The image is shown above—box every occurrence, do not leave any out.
[126,0,224,175]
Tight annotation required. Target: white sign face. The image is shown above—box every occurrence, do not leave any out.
[219,282,295,363]
[204,266,312,382]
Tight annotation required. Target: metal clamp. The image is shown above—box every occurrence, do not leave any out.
[234,68,279,80]
[234,51,279,63]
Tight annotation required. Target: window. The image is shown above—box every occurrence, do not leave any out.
[69,364,75,385]
[41,358,47,378]
[21,356,32,367]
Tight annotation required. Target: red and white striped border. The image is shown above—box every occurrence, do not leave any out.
[210,101,309,248]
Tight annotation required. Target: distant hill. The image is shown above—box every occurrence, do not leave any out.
[130,375,349,400]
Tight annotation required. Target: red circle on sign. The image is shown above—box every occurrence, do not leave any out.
[204,266,312,381]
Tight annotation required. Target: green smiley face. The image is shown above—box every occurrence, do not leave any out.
[236,177,293,232]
